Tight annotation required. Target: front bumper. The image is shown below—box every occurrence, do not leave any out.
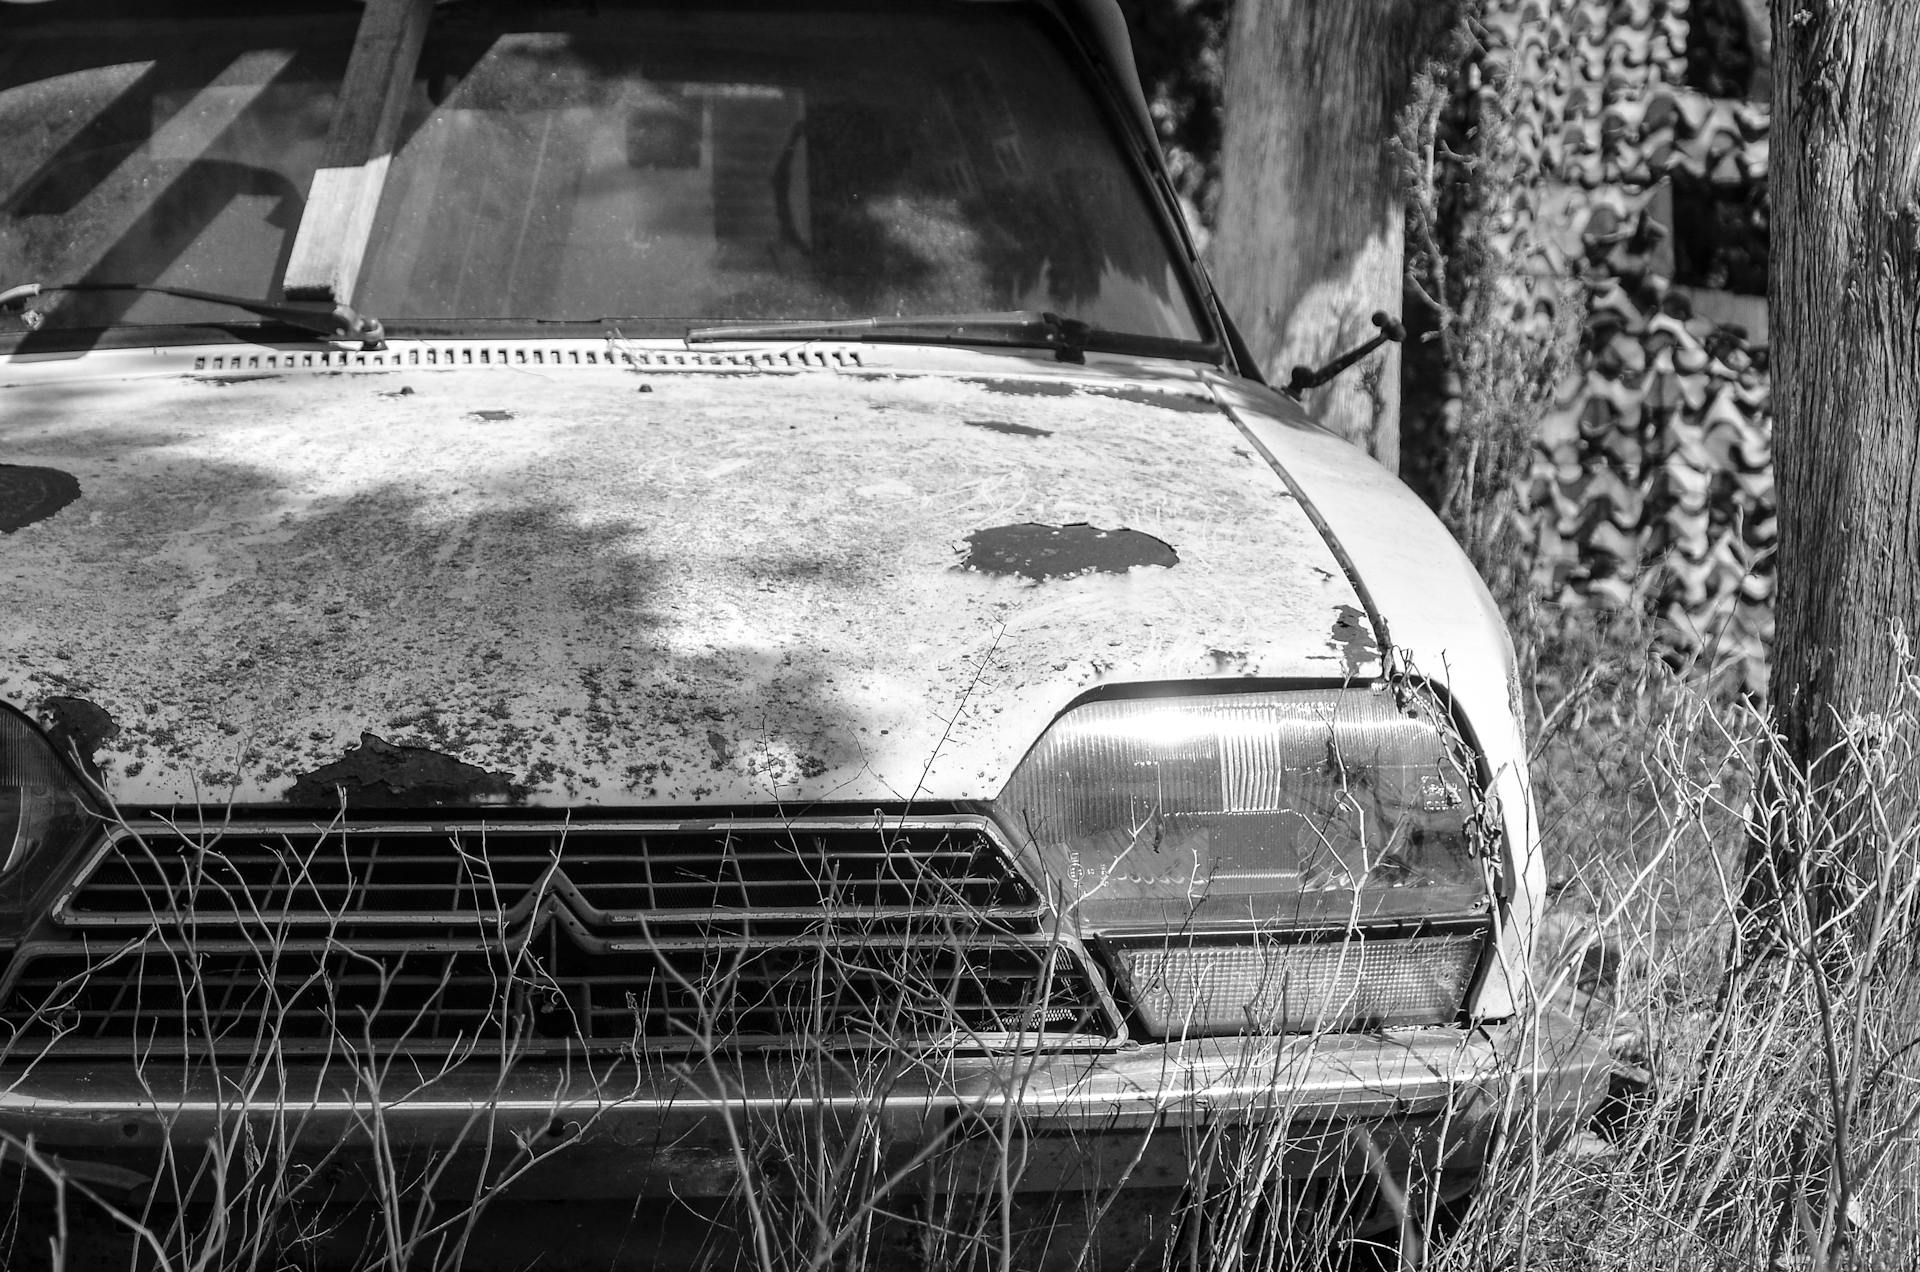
[0,1015,1607,1199]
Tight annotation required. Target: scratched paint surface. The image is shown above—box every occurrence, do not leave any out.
[0,352,1372,807]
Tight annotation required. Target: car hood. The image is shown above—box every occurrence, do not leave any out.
[2,346,1381,809]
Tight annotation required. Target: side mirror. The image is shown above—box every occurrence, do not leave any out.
[1286,311,1406,396]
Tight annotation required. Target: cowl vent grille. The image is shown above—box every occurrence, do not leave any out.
[189,344,862,375]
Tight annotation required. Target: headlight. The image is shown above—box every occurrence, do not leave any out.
[992,687,1492,1037]
[1104,930,1485,1035]
[1,706,96,913]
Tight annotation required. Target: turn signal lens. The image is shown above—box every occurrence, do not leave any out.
[993,689,1486,931]
[1107,931,1483,1037]
[1,707,93,878]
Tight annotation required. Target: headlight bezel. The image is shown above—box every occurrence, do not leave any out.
[988,679,1503,1039]
[0,703,102,932]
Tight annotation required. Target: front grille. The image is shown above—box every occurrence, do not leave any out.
[58,821,1033,931]
[4,819,1114,1055]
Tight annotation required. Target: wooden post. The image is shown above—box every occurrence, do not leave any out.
[282,0,436,303]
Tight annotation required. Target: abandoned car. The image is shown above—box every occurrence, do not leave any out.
[0,0,1605,1251]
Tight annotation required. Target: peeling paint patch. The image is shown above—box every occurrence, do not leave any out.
[0,465,81,533]
[37,696,119,772]
[285,732,521,807]
[1207,648,1251,674]
[1329,604,1379,676]
[961,522,1178,581]
[1080,385,1216,414]
[964,419,1052,438]
[960,378,1076,397]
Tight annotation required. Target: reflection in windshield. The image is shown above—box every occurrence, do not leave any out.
[358,7,1202,338]
[2,2,1206,344]
[0,8,356,333]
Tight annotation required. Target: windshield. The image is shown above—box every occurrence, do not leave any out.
[1,0,1208,347]
[0,3,357,333]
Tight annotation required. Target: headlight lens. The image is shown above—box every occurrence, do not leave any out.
[1,706,94,881]
[994,687,1488,932]
[992,687,1491,1037]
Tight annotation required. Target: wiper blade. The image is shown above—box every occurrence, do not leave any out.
[687,310,1093,363]
[0,282,384,346]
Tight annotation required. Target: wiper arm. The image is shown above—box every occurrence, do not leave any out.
[0,282,385,347]
[688,310,1092,363]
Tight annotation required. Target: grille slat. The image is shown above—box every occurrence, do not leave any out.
[2,936,1100,1051]
[8,820,1110,1054]
[60,825,1036,927]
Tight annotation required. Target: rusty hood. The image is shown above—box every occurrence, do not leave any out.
[1,347,1378,809]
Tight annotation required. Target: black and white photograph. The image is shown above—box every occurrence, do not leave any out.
[1,0,1910,1267]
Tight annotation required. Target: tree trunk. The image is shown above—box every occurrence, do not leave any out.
[1740,0,1920,983]
[1208,0,1445,472]
[1744,19,1920,1252]
[1767,1,1920,800]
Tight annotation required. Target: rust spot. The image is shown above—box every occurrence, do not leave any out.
[960,378,1076,397]
[964,419,1053,438]
[960,378,1214,414]
[37,696,119,773]
[198,374,281,386]
[1081,385,1216,414]
[469,409,515,422]
[1329,605,1379,676]
[960,523,1178,581]
[285,732,521,807]
[1207,649,1251,674]
[0,465,81,533]
[706,730,735,768]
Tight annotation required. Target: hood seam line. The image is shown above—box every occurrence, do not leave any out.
[1203,383,1394,668]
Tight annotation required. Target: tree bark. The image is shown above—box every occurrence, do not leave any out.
[1768,0,1920,791]
[1208,0,1446,472]
[1743,21,1920,1253]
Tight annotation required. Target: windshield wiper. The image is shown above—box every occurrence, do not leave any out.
[0,282,384,346]
[688,310,1094,363]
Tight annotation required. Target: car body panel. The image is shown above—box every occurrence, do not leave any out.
[0,1012,1607,1198]
[1205,374,1542,1019]
[2,342,1375,811]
